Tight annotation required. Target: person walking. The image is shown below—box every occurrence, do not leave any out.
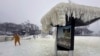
[13,33,21,46]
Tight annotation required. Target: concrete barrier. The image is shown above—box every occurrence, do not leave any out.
[5,36,13,41]
[0,36,6,42]
[0,35,13,42]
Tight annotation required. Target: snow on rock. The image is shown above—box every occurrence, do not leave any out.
[45,35,53,38]
[23,35,34,40]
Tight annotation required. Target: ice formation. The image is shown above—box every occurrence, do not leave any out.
[41,2,100,33]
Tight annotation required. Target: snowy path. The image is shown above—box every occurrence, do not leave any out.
[0,36,100,56]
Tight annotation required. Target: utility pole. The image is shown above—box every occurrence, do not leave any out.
[68,0,74,56]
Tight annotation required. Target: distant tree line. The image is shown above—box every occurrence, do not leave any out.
[0,22,40,35]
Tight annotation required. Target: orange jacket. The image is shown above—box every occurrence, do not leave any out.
[13,34,20,41]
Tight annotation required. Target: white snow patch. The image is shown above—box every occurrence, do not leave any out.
[0,36,100,56]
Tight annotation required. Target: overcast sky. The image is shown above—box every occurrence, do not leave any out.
[0,0,100,32]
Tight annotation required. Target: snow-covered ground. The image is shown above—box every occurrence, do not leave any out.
[0,35,55,56]
[74,36,100,56]
[0,35,100,56]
